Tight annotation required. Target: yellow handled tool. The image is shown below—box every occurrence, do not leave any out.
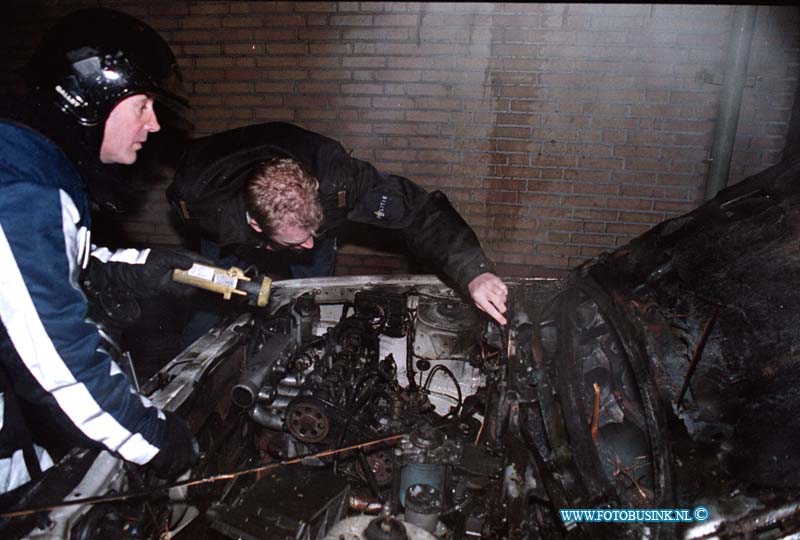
[172,264,272,307]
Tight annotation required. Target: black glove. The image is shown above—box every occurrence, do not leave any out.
[133,247,207,298]
[148,410,200,480]
[84,247,211,299]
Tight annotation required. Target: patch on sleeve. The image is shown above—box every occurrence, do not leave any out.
[362,192,405,222]
[347,188,416,229]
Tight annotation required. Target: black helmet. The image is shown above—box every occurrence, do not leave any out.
[21,7,188,127]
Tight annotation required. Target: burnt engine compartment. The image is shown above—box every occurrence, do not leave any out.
[172,281,558,540]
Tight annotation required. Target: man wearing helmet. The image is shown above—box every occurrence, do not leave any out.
[0,8,200,494]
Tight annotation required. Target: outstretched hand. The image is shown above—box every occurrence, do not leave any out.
[468,272,508,326]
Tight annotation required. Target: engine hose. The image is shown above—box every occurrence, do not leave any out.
[405,324,419,390]
[422,364,463,416]
[332,386,381,474]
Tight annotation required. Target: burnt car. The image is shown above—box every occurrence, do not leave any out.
[3,157,800,540]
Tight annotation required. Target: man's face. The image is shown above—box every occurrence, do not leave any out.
[99,94,160,164]
[249,219,315,252]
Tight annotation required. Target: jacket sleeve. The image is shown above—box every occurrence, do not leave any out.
[0,181,166,466]
[398,190,496,292]
[328,147,496,293]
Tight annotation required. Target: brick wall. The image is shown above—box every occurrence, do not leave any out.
[2,2,799,279]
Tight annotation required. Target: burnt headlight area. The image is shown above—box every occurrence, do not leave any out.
[524,157,800,540]
[521,286,671,540]
[540,291,657,507]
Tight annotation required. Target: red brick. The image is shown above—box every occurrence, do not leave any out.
[654,200,698,213]
[222,94,265,106]
[572,182,617,195]
[344,28,411,40]
[189,3,229,15]
[180,16,222,29]
[406,111,451,123]
[296,109,338,121]
[563,195,608,208]
[582,222,606,233]
[572,233,616,246]
[541,114,591,128]
[525,254,571,267]
[284,96,330,109]
[532,127,579,142]
[293,2,338,12]
[656,174,701,186]
[578,157,623,169]
[341,83,384,95]
[373,70,422,82]
[607,222,652,236]
[538,244,581,256]
[360,110,404,121]
[399,162,451,175]
[674,133,712,147]
[628,130,675,146]
[669,91,718,106]
[220,16,264,28]
[190,95,223,106]
[579,246,607,258]
[254,82,295,93]
[607,197,654,211]
[309,70,353,81]
[498,140,539,153]
[520,194,563,207]
[330,14,373,26]
[417,150,457,163]
[185,68,221,81]
[251,106,292,119]
[483,178,527,191]
[564,168,611,182]
[596,89,646,104]
[618,185,669,199]
[620,211,666,224]
[510,100,558,113]
[613,145,662,158]
[567,143,614,157]
[540,168,566,180]
[533,155,576,168]
[223,43,264,55]
[216,82,254,93]
[574,209,619,221]
[496,113,541,127]
[194,56,234,69]
[624,158,670,172]
[541,219,582,231]
[591,117,638,129]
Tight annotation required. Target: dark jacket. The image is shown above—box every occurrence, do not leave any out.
[167,122,494,292]
[0,111,169,492]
